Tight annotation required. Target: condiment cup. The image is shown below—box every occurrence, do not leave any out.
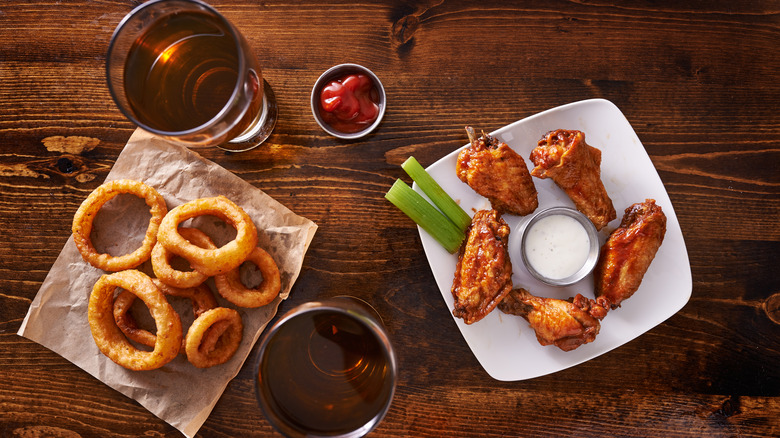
[255,296,397,438]
[310,63,386,140]
[519,206,600,287]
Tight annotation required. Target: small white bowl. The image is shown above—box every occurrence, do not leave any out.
[310,63,386,140]
[519,206,600,287]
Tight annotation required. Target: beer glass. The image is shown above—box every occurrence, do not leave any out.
[106,0,277,152]
[255,297,397,437]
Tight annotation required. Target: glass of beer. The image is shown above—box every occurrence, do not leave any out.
[106,0,277,152]
[255,297,397,438]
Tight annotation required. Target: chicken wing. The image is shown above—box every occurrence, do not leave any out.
[498,288,608,351]
[529,129,616,230]
[456,127,538,216]
[594,199,666,309]
[451,209,513,324]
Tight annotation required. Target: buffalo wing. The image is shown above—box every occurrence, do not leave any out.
[498,288,608,351]
[529,129,616,230]
[457,127,538,216]
[451,209,513,324]
[594,199,666,309]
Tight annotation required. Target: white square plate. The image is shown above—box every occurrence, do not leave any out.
[415,99,692,381]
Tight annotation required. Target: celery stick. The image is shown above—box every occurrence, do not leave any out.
[385,179,465,253]
[401,156,471,231]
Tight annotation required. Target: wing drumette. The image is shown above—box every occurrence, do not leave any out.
[594,199,666,309]
[451,209,513,324]
[456,127,538,216]
[529,129,616,230]
[498,288,608,351]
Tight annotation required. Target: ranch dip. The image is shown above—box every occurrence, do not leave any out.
[523,214,591,280]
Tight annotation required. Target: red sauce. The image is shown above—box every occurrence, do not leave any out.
[318,73,380,134]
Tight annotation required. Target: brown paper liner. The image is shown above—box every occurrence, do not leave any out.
[18,129,317,437]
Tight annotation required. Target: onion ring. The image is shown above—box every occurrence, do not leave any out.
[185,307,244,368]
[88,270,182,370]
[113,279,218,353]
[157,196,258,277]
[72,179,168,271]
[151,227,217,288]
[214,247,281,308]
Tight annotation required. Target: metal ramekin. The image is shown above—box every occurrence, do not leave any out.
[519,206,601,287]
[310,63,386,140]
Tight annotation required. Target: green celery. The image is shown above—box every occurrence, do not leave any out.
[385,179,465,253]
[401,156,471,232]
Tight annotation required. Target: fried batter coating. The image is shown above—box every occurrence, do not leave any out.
[214,246,281,308]
[72,179,167,271]
[456,127,538,216]
[498,288,608,351]
[594,199,666,309]
[185,307,243,368]
[88,270,182,370]
[451,209,513,324]
[530,130,616,230]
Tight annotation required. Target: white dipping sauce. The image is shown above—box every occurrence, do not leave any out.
[523,214,591,280]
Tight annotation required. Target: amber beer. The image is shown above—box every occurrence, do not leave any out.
[107,0,273,150]
[123,11,247,133]
[123,10,260,137]
[256,298,397,437]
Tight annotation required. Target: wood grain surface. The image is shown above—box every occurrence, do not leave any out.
[1,1,778,437]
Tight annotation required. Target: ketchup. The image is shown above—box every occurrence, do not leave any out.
[319,73,380,134]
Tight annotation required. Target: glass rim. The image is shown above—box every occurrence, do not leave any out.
[105,0,251,137]
[254,297,398,438]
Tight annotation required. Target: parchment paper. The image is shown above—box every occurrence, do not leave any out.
[18,129,318,437]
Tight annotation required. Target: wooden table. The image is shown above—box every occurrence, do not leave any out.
[2,1,778,436]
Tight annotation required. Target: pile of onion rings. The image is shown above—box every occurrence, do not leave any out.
[72,180,282,370]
